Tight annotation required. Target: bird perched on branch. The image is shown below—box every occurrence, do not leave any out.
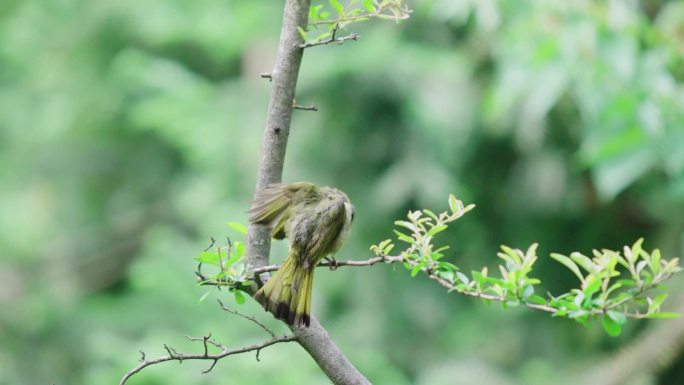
[249,182,354,327]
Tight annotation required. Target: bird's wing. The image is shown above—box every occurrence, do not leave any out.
[290,198,347,266]
[248,182,316,229]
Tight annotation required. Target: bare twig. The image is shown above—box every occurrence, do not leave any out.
[260,73,272,81]
[119,335,296,385]
[203,237,216,252]
[217,299,277,338]
[293,104,319,111]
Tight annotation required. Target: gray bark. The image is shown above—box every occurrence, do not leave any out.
[245,1,372,384]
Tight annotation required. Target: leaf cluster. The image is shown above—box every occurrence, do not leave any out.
[195,222,252,304]
[371,196,682,336]
[299,0,411,45]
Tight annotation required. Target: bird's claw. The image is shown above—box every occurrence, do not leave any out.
[325,257,338,271]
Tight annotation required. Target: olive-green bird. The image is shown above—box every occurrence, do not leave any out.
[249,182,354,327]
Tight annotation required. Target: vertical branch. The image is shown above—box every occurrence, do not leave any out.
[244,1,371,384]
[247,0,310,269]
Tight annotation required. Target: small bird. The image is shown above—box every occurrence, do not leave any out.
[249,182,354,327]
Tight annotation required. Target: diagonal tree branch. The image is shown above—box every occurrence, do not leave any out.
[244,1,372,384]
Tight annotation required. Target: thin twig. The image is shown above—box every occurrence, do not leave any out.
[293,104,319,111]
[217,299,277,338]
[299,24,361,48]
[260,73,272,81]
[119,335,296,385]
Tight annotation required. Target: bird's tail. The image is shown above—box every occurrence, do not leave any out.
[254,254,314,327]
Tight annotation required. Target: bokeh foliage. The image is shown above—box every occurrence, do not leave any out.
[0,1,683,384]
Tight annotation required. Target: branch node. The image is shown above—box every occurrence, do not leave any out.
[202,359,219,374]
[138,350,146,362]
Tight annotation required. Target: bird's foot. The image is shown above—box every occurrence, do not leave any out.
[325,257,338,271]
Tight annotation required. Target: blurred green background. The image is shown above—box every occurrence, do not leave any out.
[1,0,684,384]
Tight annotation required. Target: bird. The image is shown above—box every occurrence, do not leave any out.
[249,182,354,327]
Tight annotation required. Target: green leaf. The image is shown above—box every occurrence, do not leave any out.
[410,262,425,277]
[422,209,438,220]
[521,285,534,300]
[526,295,547,305]
[231,241,246,258]
[603,316,622,337]
[427,224,448,237]
[550,253,584,283]
[320,11,330,19]
[297,26,308,41]
[648,293,667,313]
[309,4,322,21]
[570,252,596,273]
[362,0,376,12]
[456,272,470,285]
[448,194,461,214]
[607,310,627,325]
[394,230,413,243]
[227,221,247,235]
[438,270,454,282]
[330,0,345,17]
[582,274,602,298]
[195,251,220,265]
[234,290,246,305]
[651,248,661,274]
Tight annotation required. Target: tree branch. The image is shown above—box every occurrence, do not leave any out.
[119,335,296,385]
[244,1,372,384]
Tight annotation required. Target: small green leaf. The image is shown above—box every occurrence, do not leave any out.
[330,0,345,16]
[320,11,330,19]
[227,221,247,235]
[234,290,246,305]
[448,194,461,214]
[526,295,547,305]
[195,251,220,265]
[651,248,661,274]
[570,252,596,273]
[427,224,448,237]
[410,262,425,277]
[456,272,470,285]
[438,270,454,282]
[422,209,438,220]
[297,26,308,41]
[362,0,376,12]
[607,310,627,325]
[393,230,413,243]
[521,285,535,300]
[550,253,584,283]
[603,316,622,337]
[582,274,602,298]
[231,241,246,258]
